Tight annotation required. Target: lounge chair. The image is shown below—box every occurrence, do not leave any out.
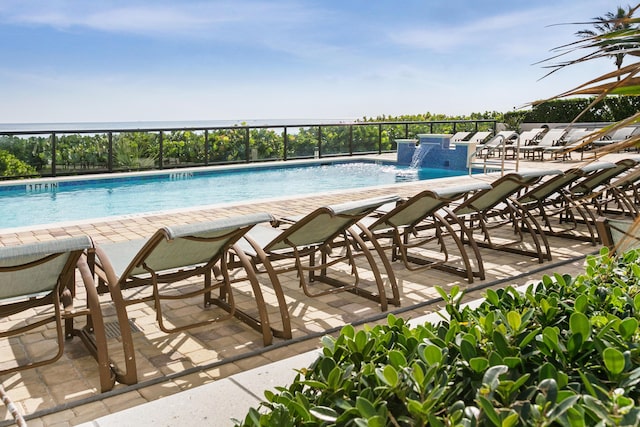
[235,195,401,327]
[519,128,567,160]
[0,236,117,392]
[569,158,640,213]
[592,126,638,147]
[495,128,542,160]
[448,170,558,263]
[517,162,616,244]
[92,213,275,386]
[544,128,605,160]
[600,167,640,216]
[467,131,492,145]
[518,128,544,146]
[355,182,491,283]
[474,131,518,159]
[596,217,640,254]
[448,131,471,147]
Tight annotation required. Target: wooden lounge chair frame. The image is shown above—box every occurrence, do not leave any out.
[235,195,401,332]
[0,236,116,392]
[600,167,640,216]
[519,128,567,160]
[596,217,640,254]
[569,158,640,216]
[92,213,275,387]
[517,162,616,244]
[450,171,555,263]
[356,182,491,283]
[475,131,518,160]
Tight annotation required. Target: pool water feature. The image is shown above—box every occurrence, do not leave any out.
[0,161,464,230]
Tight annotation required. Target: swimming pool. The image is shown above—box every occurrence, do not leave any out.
[0,161,465,230]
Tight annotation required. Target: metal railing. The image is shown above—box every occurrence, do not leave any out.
[0,119,496,179]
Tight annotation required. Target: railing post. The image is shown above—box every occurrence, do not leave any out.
[245,128,250,162]
[378,123,382,154]
[51,133,57,177]
[283,127,288,161]
[158,131,164,169]
[317,126,322,158]
[404,123,409,139]
[204,130,209,166]
[108,132,113,173]
[349,125,353,156]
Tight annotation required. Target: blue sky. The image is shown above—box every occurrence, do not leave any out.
[0,0,620,124]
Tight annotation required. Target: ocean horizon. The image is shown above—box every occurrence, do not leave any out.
[0,118,356,133]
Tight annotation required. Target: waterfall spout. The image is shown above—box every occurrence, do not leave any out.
[410,144,432,168]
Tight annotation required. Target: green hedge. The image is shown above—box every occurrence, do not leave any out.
[235,248,640,426]
[504,96,640,129]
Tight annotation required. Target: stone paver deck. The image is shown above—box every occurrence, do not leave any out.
[0,154,630,426]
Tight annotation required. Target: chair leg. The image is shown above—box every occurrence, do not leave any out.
[76,258,117,392]
[353,224,401,306]
[242,238,293,340]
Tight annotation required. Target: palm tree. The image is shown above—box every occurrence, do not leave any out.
[535,4,640,147]
[576,5,636,78]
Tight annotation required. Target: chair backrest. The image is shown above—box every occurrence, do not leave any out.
[518,128,544,145]
[0,236,92,300]
[468,131,492,144]
[571,158,640,196]
[608,127,637,141]
[518,163,613,205]
[450,132,471,143]
[120,213,273,278]
[264,195,399,251]
[482,131,518,148]
[454,170,555,214]
[368,183,491,231]
[536,128,567,147]
[596,217,640,253]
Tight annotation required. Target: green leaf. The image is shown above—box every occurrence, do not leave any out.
[603,347,625,376]
[470,357,489,373]
[619,318,638,340]
[574,294,588,313]
[423,344,443,365]
[569,312,591,340]
[310,406,338,422]
[542,327,563,357]
[539,362,557,381]
[486,289,500,306]
[477,396,500,426]
[355,396,378,419]
[507,311,521,332]
[355,330,368,352]
[388,349,407,368]
[503,357,521,369]
[545,395,581,423]
[378,365,399,387]
[367,415,385,427]
[492,330,511,357]
[341,323,356,338]
[327,366,343,389]
[460,338,477,361]
[502,412,520,427]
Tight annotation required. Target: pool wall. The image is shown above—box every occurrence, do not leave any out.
[0,157,395,194]
[396,134,469,170]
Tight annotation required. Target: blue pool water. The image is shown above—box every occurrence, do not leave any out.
[0,162,464,229]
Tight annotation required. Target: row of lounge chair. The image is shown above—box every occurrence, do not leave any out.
[463,126,640,161]
[2,157,639,392]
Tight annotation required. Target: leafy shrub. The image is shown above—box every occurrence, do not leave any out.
[0,149,38,177]
[235,248,640,426]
